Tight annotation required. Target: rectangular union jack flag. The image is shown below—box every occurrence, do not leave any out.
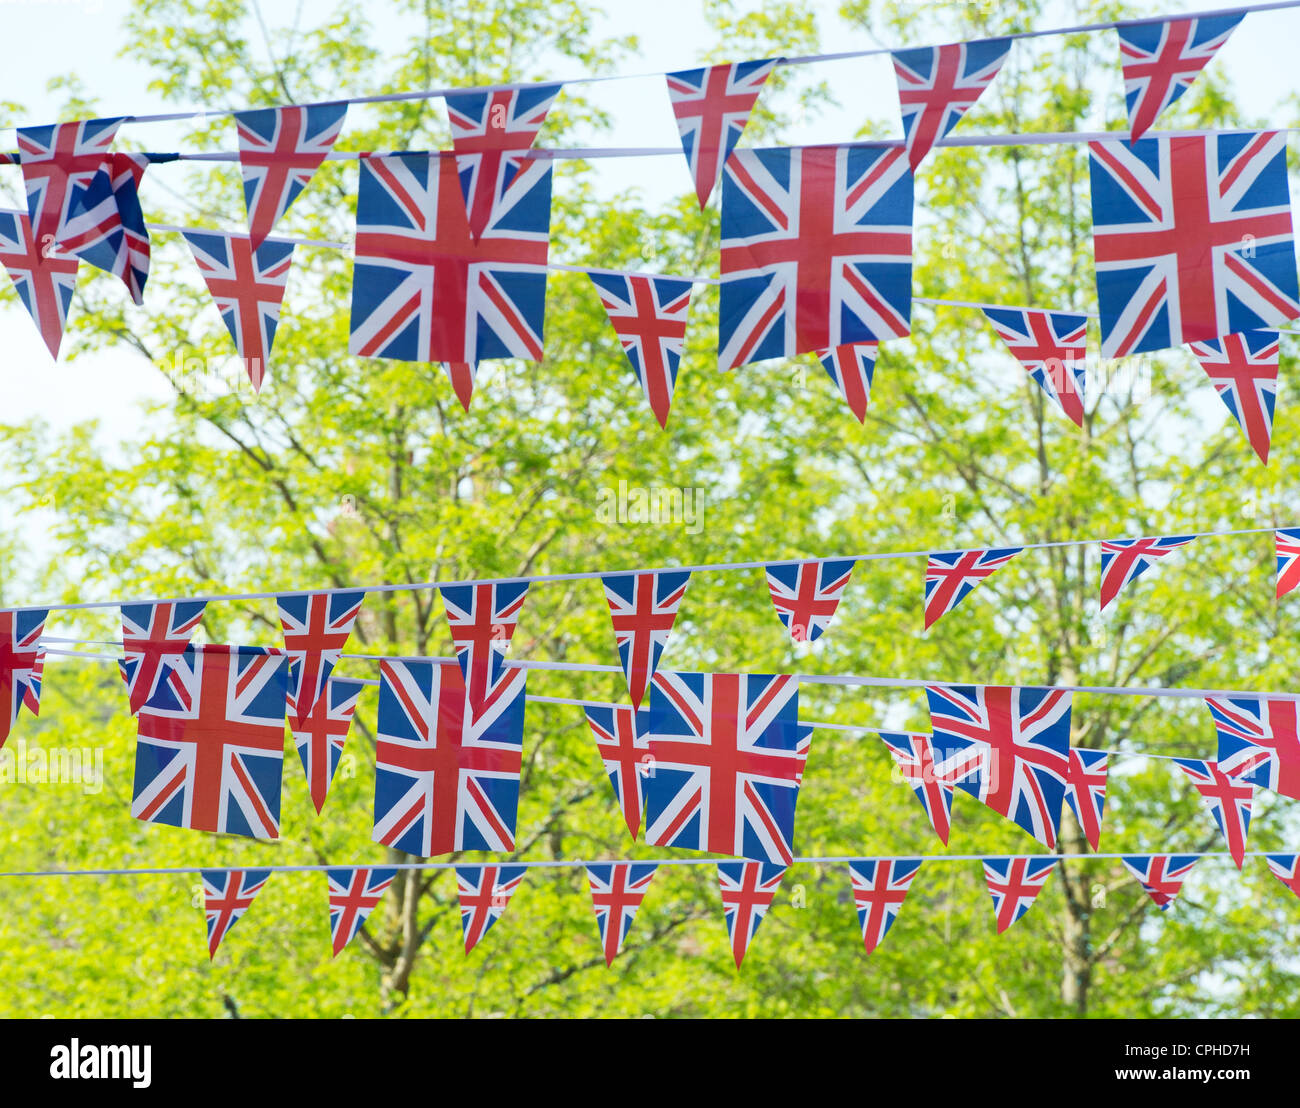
[665,59,776,209]
[718,860,787,967]
[1118,15,1244,141]
[848,858,921,954]
[1099,535,1195,611]
[439,581,530,714]
[182,229,295,392]
[119,600,207,716]
[349,152,552,365]
[982,856,1057,933]
[131,645,290,840]
[923,547,1022,630]
[1089,131,1300,357]
[589,272,693,430]
[235,103,349,250]
[1176,757,1253,869]
[645,671,807,864]
[981,307,1089,426]
[927,684,1071,848]
[1277,527,1300,599]
[584,703,651,841]
[0,608,49,748]
[455,863,527,953]
[292,676,366,815]
[602,571,690,710]
[276,589,366,726]
[1063,747,1109,851]
[372,659,526,857]
[1206,695,1300,800]
[1121,854,1198,910]
[0,208,79,360]
[879,731,954,845]
[1187,329,1279,464]
[201,869,271,958]
[445,83,561,240]
[16,117,125,252]
[327,866,396,957]
[586,861,657,965]
[764,558,855,643]
[719,143,913,369]
[891,39,1011,170]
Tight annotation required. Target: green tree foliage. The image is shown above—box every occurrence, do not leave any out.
[1,0,1298,1017]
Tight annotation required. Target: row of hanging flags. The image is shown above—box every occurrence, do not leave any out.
[2,13,1295,452]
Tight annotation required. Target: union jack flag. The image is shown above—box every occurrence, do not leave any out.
[456,863,527,953]
[981,307,1089,426]
[602,571,690,710]
[891,39,1012,170]
[276,590,366,727]
[1118,15,1244,141]
[235,103,349,250]
[445,83,561,240]
[815,342,878,422]
[719,144,913,369]
[372,659,526,857]
[589,272,693,430]
[119,600,206,716]
[58,152,153,305]
[848,858,921,954]
[1176,757,1253,869]
[879,731,954,844]
[718,860,786,967]
[586,862,657,965]
[0,208,79,360]
[1206,695,1300,799]
[443,360,478,411]
[1276,527,1300,599]
[583,703,651,840]
[923,546,1022,630]
[1099,535,1195,611]
[665,59,776,209]
[0,608,48,748]
[645,671,807,864]
[292,677,365,815]
[1088,132,1299,357]
[439,581,530,714]
[1265,853,1300,898]
[1063,748,1109,850]
[927,685,1072,848]
[349,152,552,364]
[131,646,289,840]
[327,867,395,957]
[764,558,855,644]
[181,229,295,392]
[1187,329,1279,464]
[1120,854,1198,910]
[16,117,124,252]
[201,869,270,959]
[982,856,1057,933]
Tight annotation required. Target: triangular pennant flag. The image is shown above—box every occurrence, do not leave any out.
[583,703,651,840]
[292,677,366,815]
[1120,854,1198,910]
[927,685,1071,848]
[891,39,1012,170]
[764,558,855,643]
[848,858,921,954]
[1187,330,1279,464]
[456,864,527,953]
[586,862,656,965]
[1118,14,1244,142]
[16,117,125,250]
[0,608,49,748]
[0,209,79,360]
[1063,748,1109,850]
[1265,854,1300,898]
[1207,695,1300,800]
[1099,535,1195,611]
[119,600,207,716]
[181,229,295,392]
[234,103,349,251]
[923,547,1023,629]
[601,571,690,710]
[982,856,1057,933]
[445,83,562,240]
[201,869,270,959]
[1175,757,1254,869]
[327,866,396,957]
[718,861,787,967]
[589,272,693,429]
[878,731,954,845]
[444,361,478,411]
[276,590,366,727]
[665,59,776,209]
[59,151,153,304]
[438,581,530,714]
[1276,528,1300,600]
[981,307,1088,426]
[815,342,877,422]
